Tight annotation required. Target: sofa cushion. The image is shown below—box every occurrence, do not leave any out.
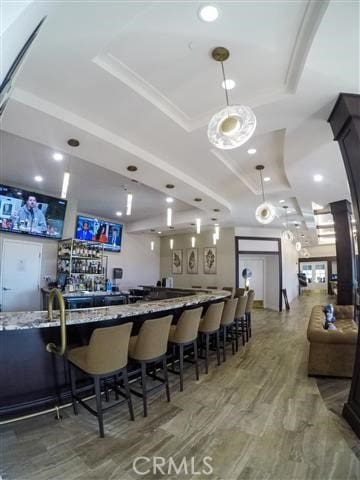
[307,305,357,345]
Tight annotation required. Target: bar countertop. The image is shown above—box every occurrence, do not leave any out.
[0,289,230,331]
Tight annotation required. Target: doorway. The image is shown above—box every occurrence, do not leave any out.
[0,239,42,311]
[300,260,328,293]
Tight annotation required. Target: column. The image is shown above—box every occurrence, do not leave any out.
[329,199,355,305]
[328,93,360,438]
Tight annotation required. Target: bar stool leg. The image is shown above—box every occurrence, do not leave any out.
[216,330,221,366]
[94,376,104,438]
[172,344,176,371]
[235,318,239,352]
[162,356,171,402]
[179,344,184,392]
[122,368,135,421]
[248,312,252,338]
[69,364,78,415]
[223,326,227,362]
[193,340,199,381]
[205,333,209,374]
[140,361,148,417]
[231,324,235,355]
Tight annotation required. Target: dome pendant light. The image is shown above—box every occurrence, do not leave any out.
[255,165,276,224]
[208,47,256,150]
[282,205,294,242]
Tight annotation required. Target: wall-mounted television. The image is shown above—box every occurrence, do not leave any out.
[0,184,67,239]
[75,215,123,252]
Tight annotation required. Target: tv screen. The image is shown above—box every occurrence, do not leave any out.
[75,215,122,252]
[0,184,67,239]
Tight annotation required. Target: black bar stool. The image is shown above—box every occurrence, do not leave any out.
[198,302,224,374]
[168,306,202,391]
[128,315,172,417]
[220,298,238,362]
[67,322,134,438]
[234,295,247,350]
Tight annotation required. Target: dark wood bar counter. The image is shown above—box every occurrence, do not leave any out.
[0,288,229,419]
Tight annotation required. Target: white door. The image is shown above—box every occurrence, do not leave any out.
[1,239,42,311]
[238,258,264,300]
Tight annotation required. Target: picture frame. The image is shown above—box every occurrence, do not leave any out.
[186,248,198,274]
[172,249,183,274]
[203,247,216,274]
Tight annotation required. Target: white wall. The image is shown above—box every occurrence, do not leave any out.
[160,228,235,289]
[281,237,299,305]
[303,244,336,258]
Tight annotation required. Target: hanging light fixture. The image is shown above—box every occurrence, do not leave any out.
[208,47,256,150]
[295,241,302,252]
[167,207,172,227]
[196,218,201,234]
[170,238,174,250]
[191,236,196,248]
[214,224,220,241]
[150,240,154,251]
[255,165,276,224]
[213,233,217,245]
[282,206,294,241]
[126,193,133,216]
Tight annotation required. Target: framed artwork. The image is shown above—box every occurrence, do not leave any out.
[203,247,216,274]
[172,249,183,274]
[186,248,198,274]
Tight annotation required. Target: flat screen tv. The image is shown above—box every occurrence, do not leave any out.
[0,184,67,239]
[75,215,123,252]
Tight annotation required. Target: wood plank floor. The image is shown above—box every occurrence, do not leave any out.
[1,294,360,479]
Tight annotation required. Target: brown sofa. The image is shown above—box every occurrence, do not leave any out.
[307,305,358,377]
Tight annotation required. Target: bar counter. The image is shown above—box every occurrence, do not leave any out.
[0,288,229,418]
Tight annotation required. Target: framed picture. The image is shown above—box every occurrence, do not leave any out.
[203,247,216,274]
[186,248,198,274]
[172,249,183,274]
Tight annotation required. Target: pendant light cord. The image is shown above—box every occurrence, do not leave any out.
[259,169,265,202]
[220,61,230,112]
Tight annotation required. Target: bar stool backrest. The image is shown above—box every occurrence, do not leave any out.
[132,315,173,361]
[221,298,238,326]
[172,307,203,343]
[234,288,245,298]
[200,302,224,332]
[87,322,133,375]
[245,290,255,314]
[222,287,234,297]
[235,295,247,319]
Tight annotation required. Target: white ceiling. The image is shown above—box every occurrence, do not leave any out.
[1,0,359,245]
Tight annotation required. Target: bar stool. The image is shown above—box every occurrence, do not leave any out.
[234,287,245,298]
[168,307,203,391]
[234,295,247,350]
[198,302,224,374]
[245,290,255,339]
[220,298,238,362]
[128,315,172,417]
[222,287,234,298]
[67,322,133,438]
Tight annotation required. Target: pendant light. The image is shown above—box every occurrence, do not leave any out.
[208,47,256,150]
[295,241,302,252]
[255,165,276,224]
[282,206,294,241]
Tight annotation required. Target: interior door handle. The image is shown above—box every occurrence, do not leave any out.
[2,287,11,291]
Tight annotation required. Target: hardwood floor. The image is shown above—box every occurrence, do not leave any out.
[1,294,360,479]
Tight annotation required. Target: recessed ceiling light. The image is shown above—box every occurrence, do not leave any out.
[198,5,219,22]
[166,184,175,189]
[313,174,323,182]
[279,199,285,203]
[263,177,271,182]
[157,231,162,234]
[53,152,63,161]
[169,226,175,230]
[211,218,217,221]
[127,165,138,172]
[194,198,202,202]
[131,179,139,183]
[213,208,220,212]
[166,197,174,203]
[190,223,195,226]
[116,211,122,216]
[34,175,43,182]
[300,234,305,237]
[150,229,155,232]
[67,138,80,147]
[247,148,257,155]
[221,79,235,90]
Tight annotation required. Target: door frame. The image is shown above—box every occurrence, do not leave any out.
[298,256,335,295]
[0,238,42,311]
[235,236,283,311]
